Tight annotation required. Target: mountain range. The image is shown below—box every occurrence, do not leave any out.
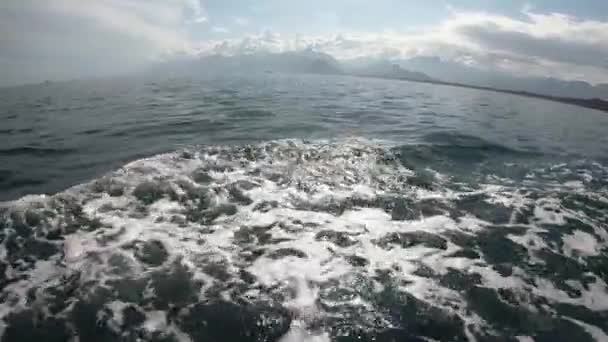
[157,50,342,76]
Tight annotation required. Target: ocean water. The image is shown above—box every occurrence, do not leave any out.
[1,73,608,342]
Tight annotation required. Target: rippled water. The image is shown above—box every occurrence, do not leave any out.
[1,74,608,342]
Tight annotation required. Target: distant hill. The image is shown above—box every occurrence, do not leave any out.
[393,56,608,100]
[155,50,344,76]
[155,51,437,83]
[345,60,435,82]
[597,84,608,97]
[422,80,608,113]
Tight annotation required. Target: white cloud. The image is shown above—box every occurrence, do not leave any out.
[0,0,206,84]
[212,26,230,34]
[183,0,206,23]
[197,9,608,84]
[234,17,250,27]
[522,3,534,14]
[43,0,193,51]
[1,1,607,85]
[193,16,209,24]
[441,10,608,82]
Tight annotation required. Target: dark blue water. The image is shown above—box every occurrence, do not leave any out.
[2,74,607,201]
[1,73,607,341]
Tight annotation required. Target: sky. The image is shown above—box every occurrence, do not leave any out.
[1,0,607,86]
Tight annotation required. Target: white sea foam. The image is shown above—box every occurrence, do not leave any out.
[1,138,607,341]
[565,317,608,341]
[279,322,330,342]
[515,336,535,342]
[143,310,167,332]
[563,230,601,257]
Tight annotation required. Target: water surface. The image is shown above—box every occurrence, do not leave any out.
[1,74,608,341]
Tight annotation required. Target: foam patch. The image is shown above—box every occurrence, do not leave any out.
[1,138,607,341]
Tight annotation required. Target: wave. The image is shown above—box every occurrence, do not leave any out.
[0,138,607,341]
[420,131,538,155]
[104,118,235,139]
[0,146,77,157]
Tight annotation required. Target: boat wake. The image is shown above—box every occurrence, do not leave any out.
[1,138,607,341]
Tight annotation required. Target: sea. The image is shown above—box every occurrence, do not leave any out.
[1,73,608,342]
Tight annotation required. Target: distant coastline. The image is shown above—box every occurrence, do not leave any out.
[353,73,608,114]
[414,79,608,113]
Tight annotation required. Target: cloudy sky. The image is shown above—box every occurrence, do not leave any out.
[1,0,607,86]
